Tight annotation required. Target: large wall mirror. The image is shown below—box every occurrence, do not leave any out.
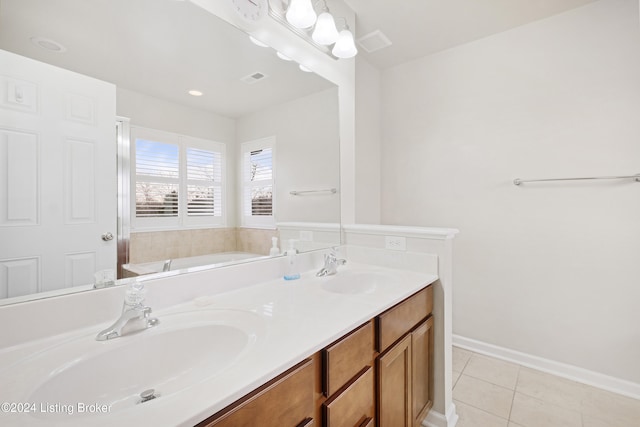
[0,0,341,305]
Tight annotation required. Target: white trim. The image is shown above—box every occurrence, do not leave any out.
[423,403,459,427]
[276,222,341,232]
[343,224,459,240]
[453,335,640,400]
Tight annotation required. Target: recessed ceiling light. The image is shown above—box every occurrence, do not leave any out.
[276,51,293,61]
[188,90,203,97]
[299,64,312,73]
[249,36,268,47]
[30,36,66,53]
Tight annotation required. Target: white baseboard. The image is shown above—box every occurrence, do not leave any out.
[422,403,459,427]
[453,335,640,400]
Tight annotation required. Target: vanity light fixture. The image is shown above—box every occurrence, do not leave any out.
[188,90,203,96]
[278,0,357,59]
[312,10,339,45]
[249,36,269,47]
[285,0,317,29]
[276,51,293,61]
[331,22,358,59]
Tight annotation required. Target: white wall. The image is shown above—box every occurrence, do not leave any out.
[236,87,340,224]
[379,0,640,385]
[116,87,239,226]
[355,56,382,224]
[116,87,235,142]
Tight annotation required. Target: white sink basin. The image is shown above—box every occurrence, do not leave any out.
[320,270,398,294]
[6,309,264,420]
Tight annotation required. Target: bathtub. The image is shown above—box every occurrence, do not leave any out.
[123,252,266,277]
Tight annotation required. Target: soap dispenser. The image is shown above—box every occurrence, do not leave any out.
[283,239,300,281]
[269,236,280,257]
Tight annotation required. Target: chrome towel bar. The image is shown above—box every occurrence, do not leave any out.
[513,174,640,186]
[289,188,337,195]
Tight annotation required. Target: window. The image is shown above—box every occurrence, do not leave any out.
[131,127,225,229]
[241,137,275,228]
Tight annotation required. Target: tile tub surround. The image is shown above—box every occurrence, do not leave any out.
[0,245,444,427]
[453,347,640,427]
[129,227,281,265]
[129,228,238,264]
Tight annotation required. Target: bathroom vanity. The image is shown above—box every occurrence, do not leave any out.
[197,285,434,427]
[0,242,454,427]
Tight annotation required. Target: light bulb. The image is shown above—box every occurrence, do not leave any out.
[331,29,358,59]
[312,12,339,45]
[286,0,317,29]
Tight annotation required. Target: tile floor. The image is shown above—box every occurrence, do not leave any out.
[452,347,640,427]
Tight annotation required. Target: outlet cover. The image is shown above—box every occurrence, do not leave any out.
[385,236,406,251]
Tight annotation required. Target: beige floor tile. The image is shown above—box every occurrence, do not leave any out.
[582,414,622,427]
[453,370,462,387]
[454,400,508,427]
[515,367,586,412]
[581,386,640,426]
[453,375,514,419]
[453,346,473,372]
[510,392,582,427]
[464,353,520,390]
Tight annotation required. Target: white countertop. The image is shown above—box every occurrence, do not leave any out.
[0,261,437,427]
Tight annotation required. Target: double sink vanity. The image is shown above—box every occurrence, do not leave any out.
[0,246,441,427]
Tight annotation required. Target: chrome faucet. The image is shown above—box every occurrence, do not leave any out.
[162,259,172,272]
[316,249,347,277]
[96,282,159,341]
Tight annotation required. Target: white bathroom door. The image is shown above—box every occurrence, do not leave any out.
[0,50,117,298]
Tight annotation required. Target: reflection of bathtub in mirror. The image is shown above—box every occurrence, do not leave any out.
[122,252,266,277]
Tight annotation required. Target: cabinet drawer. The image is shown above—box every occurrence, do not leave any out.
[323,320,374,396]
[323,366,374,427]
[377,285,433,352]
[200,359,314,427]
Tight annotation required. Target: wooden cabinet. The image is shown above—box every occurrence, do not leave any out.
[323,367,374,427]
[378,334,412,427]
[323,321,375,397]
[197,359,314,427]
[197,285,434,427]
[322,321,375,427]
[412,317,434,425]
[377,287,434,427]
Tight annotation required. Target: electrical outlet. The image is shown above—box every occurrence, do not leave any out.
[299,231,313,241]
[385,236,406,251]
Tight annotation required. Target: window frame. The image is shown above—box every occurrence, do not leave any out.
[130,126,226,231]
[240,136,276,229]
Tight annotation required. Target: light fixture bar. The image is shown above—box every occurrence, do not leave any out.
[268,0,338,60]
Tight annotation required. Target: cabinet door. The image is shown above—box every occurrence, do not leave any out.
[412,316,434,426]
[323,320,374,397]
[200,359,314,427]
[323,366,374,427]
[377,334,412,427]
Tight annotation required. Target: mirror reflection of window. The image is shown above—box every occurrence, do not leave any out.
[132,127,226,230]
[241,137,276,228]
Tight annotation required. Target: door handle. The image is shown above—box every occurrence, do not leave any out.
[102,232,114,241]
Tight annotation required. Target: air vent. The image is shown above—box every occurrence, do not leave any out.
[241,72,268,84]
[356,30,392,53]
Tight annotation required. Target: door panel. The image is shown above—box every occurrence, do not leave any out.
[0,49,116,298]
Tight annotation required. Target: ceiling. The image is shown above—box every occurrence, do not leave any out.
[0,0,335,118]
[0,0,604,111]
[343,0,600,69]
